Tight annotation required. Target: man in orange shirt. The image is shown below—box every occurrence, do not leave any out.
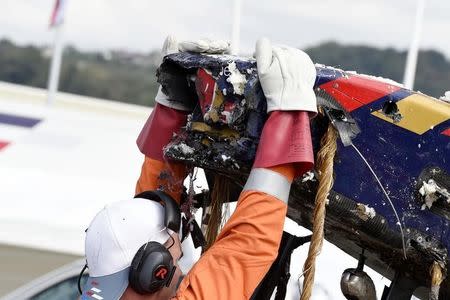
[81,36,317,300]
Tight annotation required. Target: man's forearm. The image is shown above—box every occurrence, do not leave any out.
[175,165,294,299]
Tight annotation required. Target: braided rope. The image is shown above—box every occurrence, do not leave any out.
[204,175,230,251]
[300,124,338,300]
[430,261,444,300]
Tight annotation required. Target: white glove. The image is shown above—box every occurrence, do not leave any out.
[178,38,230,54]
[155,35,230,110]
[255,38,317,113]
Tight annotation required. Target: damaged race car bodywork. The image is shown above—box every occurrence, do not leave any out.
[159,52,450,299]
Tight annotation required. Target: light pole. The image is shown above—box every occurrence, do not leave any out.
[231,0,242,55]
[403,0,426,90]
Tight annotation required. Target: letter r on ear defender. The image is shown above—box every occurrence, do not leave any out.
[155,267,168,280]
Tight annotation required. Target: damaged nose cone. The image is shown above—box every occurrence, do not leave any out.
[340,268,377,300]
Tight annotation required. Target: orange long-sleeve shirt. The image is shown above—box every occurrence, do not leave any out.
[136,157,294,300]
[135,157,187,204]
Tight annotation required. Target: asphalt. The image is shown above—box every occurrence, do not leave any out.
[0,244,80,296]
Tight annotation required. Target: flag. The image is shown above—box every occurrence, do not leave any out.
[49,0,68,27]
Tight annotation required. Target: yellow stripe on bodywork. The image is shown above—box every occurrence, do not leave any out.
[372,94,450,134]
[191,122,240,139]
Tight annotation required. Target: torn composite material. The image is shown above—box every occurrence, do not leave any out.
[160,52,450,298]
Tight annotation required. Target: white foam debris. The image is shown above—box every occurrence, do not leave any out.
[188,74,197,82]
[439,91,450,103]
[366,207,376,218]
[221,154,231,161]
[301,171,316,182]
[315,63,346,73]
[356,203,376,221]
[221,111,231,124]
[206,54,236,60]
[419,179,450,210]
[225,61,246,95]
[315,63,404,87]
[357,73,404,87]
[174,143,195,155]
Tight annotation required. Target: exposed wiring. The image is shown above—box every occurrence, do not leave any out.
[351,143,407,259]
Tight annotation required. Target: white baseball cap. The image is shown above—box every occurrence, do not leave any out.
[81,198,171,300]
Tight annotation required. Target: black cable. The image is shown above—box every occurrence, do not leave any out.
[78,264,88,295]
[166,232,176,250]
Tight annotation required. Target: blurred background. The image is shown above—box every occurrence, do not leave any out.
[0,0,448,299]
[2,0,450,104]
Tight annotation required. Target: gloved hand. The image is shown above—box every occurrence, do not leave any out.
[255,37,317,114]
[253,38,316,177]
[138,35,230,161]
[155,35,230,111]
[136,36,230,198]
[178,38,230,54]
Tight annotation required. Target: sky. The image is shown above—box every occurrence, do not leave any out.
[1,0,450,58]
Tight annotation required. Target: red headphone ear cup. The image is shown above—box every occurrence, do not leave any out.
[128,242,174,294]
